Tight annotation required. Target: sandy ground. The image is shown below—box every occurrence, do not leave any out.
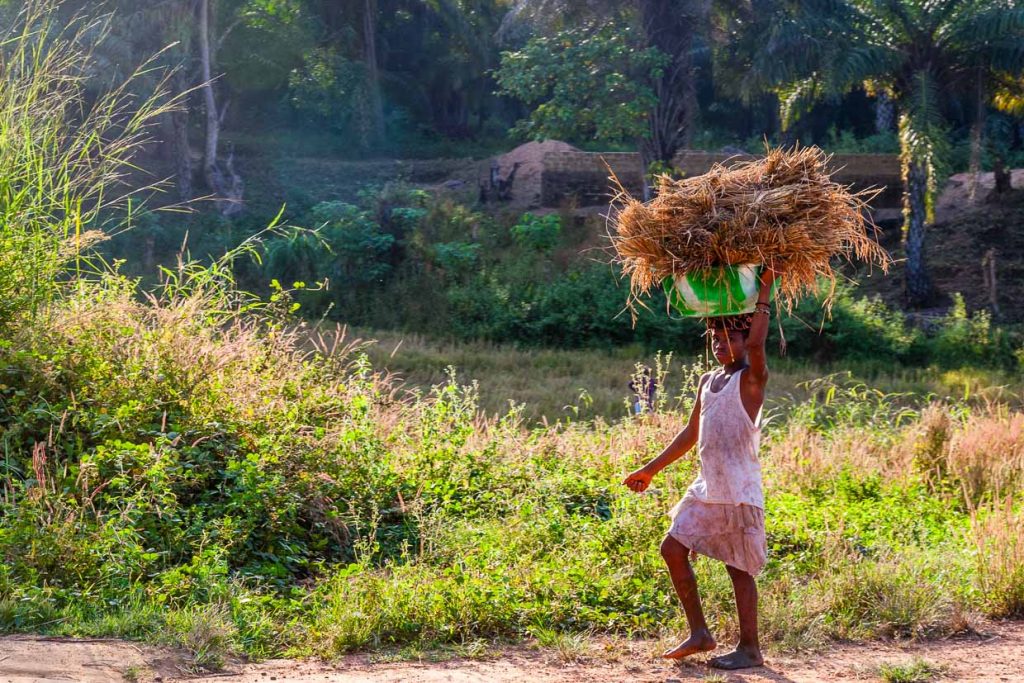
[1,622,1022,682]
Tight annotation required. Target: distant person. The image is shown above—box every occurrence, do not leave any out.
[629,366,656,415]
[622,268,778,670]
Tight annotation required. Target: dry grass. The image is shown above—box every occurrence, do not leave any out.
[611,145,890,310]
[970,500,1024,617]
[345,328,1022,423]
[949,410,1024,502]
[764,402,1024,499]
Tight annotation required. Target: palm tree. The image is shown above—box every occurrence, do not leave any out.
[756,0,1024,307]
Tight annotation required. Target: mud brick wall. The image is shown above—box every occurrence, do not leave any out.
[540,152,645,207]
[540,150,902,210]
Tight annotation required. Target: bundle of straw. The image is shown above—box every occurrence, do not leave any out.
[611,145,890,312]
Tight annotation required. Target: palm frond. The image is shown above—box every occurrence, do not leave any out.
[776,76,822,130]
[941,5,1024,48]
[984,40,1024,72]
[823,44,905,95]
[991,73,1024,115]
[852,0,917,43]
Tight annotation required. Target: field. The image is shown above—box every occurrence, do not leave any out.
[2,4,1024,680]
[354,327,1024,421]
[2,280,1022,675]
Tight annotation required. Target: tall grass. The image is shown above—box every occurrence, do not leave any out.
[1,1,1023,667]
[0,0,176,324]
[970,500,1024,617]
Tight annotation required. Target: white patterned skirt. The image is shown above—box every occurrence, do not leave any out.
[666,496,767,576]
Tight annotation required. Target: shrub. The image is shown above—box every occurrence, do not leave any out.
[263,201,395,316]
[432,242,481,279]
[930,294,1016,370]
[780,282,925,364]
[511,213,562,253]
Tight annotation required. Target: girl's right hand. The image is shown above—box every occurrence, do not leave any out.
[623,467,653,492]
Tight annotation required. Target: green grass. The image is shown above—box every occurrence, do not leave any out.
[878,657,946,682]
[1,3,1023,666]
[1,278,1021,663]
[351,327,1023,422]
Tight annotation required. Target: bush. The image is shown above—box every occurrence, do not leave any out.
[930,294,1016,370]
[510,213,562,253]
[779,282,926,364]
[432,242,481,280]
[263,201,395,316]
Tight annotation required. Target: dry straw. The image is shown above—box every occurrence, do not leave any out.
[610,145,891,312]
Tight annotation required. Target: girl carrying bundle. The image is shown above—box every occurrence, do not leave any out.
[614,147,889,669]
[624,270,775,669]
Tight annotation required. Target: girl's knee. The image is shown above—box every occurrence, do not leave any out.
[660,535,688,561]
[725,563,753,580]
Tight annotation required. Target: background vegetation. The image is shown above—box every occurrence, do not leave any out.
[0,0,1023,675]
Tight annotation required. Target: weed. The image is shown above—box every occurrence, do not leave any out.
[121,665,146,683]
[970,500,1024,617]
[877,657,945,683]
[702,674,729,683]
[163,604,237,672]
[530,626,593,663]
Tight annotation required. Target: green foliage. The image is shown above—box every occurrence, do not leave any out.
[432,242,481,278]
[778,282,1020,372]
[0,248,1022,658]
[780,284,926,364]
[510,213,562,252]
[495,21,668,143]
[263,201,394,316]
[930,294,1015,370]
[822,127,899,154]
[878,658,944,683]
[288,48,373,142]
[310,201,395,284]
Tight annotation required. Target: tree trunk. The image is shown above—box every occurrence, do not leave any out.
[993,155,1011,193]
[637,0,704,197]
[363,0,386,146]
[198,0,243,216]
[874,92,895,133]
[904,160,931,307]
[967,70,985,204]
[164,67,193,204]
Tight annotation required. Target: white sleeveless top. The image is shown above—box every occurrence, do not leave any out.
[685,368,764,509]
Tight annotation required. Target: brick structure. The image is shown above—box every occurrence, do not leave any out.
[539,149,903,210]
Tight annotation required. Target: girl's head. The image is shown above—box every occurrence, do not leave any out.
[704,314,752,365]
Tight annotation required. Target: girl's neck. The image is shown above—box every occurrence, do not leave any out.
[722,359,748,374]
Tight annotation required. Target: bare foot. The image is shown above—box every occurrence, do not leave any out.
[661,630,716,660]
[709,645,763,669]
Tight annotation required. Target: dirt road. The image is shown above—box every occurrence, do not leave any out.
[1,622,1021,682]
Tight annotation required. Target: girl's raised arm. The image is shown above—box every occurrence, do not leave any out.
[746,268,778,384]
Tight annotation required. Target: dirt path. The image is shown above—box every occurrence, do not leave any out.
[1,622,1022,683]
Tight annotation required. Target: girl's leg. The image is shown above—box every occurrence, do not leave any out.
[659,535,716,659]
[710,564,763,669]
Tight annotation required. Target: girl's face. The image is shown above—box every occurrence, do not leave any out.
[711,327,747,365]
